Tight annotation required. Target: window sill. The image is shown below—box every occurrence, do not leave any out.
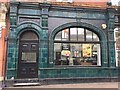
[54,65,101,68]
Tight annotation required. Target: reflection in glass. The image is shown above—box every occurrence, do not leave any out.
[62,29,69,41]
[70,28,77,41]
[54,27,101,66]
[55,31,61,41]
[54,43,100,66]
[54,43,61,59]
[54,28,100,42]
[78,28,84,41]
[22,52,36,62]
[93,33,99,41]
[86,30,92,41]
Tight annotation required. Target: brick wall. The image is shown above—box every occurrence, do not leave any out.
[0,3,8,82]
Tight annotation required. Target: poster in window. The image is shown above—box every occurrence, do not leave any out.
[82,44,92,57]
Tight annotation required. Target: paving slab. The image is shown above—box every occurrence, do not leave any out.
[1,82,119,90]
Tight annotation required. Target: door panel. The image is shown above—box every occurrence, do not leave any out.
[17,41,39,78]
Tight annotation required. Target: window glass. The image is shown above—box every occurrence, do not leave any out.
[86,30,92,41]
[62,29,69,41]
[78,28,84,41]
[54,43,100,66]
[54,27,100,66]
[55,32,61,41]
[54,43,62,65]
[70,28,77,41]
[93,33,99,41]
[22,52,36,63]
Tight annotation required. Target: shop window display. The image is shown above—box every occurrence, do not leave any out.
[54,28,101,66]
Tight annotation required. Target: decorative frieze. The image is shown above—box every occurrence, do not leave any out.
[19,17,40,24]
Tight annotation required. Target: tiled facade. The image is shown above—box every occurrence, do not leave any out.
[6,2,118,80]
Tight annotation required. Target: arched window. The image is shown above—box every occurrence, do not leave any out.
[54,27,101,66]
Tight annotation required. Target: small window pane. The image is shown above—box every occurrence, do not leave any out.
[54,43,61,51]
[55,32,61,41]
[62,29,69,41]
[31,44,37,50]
[78,28,84,41]
[22,52,36,63]
[93,33,99,41]
[54,43,62,65]
[86,30,92,41]
[70,28,77,41]
[22,44,28,50]
[70,44,82,58]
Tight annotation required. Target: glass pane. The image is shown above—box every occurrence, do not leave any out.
[54,27,101,66]
[70,44,82,58]
[31,44,37,50]
[62,29,69,41]
[20,31,38,40]
[61,43,70,50]
[70,43,99,66]
[93,33,99,41]
[55,31,61,41]
[54,43,62,65]
[70,28,77,41]
[78,28,84,41]
[54,43,100,66]
[22,44,28,51]
[86,30,92,41]
[22,52,36,63]
[54,43,61,52]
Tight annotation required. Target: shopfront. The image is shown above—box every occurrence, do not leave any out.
[6,2,118,80]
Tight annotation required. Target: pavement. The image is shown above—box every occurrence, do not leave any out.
[0,82,119,90]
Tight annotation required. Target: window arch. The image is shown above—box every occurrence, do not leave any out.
[54,27,101,66]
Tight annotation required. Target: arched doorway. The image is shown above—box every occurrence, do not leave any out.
[17,31,39,78]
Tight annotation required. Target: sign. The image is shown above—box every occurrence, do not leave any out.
[82,44,92,57]
[62,44,70,50]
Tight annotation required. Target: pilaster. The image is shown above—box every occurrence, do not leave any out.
[39,4,49,68]
[107,8,116,67]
